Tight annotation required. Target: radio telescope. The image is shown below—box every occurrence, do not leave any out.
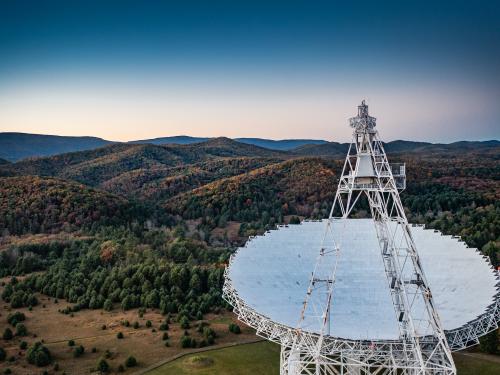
[223,101,500,375]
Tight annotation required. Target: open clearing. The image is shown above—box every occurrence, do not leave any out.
[1,290,499,374]
[0,291,255,374]
[146,341,500,375]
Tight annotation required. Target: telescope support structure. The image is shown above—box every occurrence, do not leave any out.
[284,101,456,375]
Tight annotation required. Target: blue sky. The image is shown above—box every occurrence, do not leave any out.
[0,0,498,142]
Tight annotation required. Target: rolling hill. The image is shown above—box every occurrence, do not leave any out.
[165,158,343,226]
[101,157,280,201]
[0,176,136,235]
[0,138,287,197]
[2,132,498,161]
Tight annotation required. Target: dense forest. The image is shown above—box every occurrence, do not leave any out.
[0,138,498,368]
[0,176,142,236]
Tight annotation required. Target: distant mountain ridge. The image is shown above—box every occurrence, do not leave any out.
[130,136,328,150]
[290,139,500,156]
[0,132,498,161]
[0,132,113,161]
[129,135,210,145]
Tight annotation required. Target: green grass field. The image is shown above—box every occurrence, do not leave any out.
[148,341,500,375]
[453,353,500,375]
[147,341,280,375]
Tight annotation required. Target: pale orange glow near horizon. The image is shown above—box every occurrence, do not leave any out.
[0,78,498,143]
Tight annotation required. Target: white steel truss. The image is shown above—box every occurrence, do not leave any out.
[286,101,455,374]
[222,101,500,375]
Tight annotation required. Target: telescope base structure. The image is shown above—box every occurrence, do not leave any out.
[279,344,456,375]
[224,102,499,375]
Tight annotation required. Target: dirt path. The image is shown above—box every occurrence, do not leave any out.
[136,337,265,374]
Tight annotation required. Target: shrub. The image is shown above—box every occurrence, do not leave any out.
[162,332,169,340]
[180,335,192,348]
[2,328,13,340]
[92,347,97,353]
[20,341,28,350]
[228,323,241,334]
[117,332,124,339]
[203,327,216,345]
[118,364,125,372]
[159,322,169,331]
[125,356,137,367]
[180,316,190,329]
[7,312,25,327]
[97,358,109,373]
[146,320,152,328]
[68,340,75,347]
[103,299,113,311]
[73,345,85,358]
[133,321,139,329]
[27,342,51,366]
[0,347,5,361]
[15,323,27,336]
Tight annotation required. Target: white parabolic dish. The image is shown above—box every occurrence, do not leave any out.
[226,219,499,348]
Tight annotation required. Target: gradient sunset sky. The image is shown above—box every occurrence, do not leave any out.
[0,0,499,142]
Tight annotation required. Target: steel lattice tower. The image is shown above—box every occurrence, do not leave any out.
[285,101,456,375]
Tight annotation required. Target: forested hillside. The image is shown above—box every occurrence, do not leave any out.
[0,139,498,373]
[0,138,286,189]
[166,158,342,234]
[0,176,139,235]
